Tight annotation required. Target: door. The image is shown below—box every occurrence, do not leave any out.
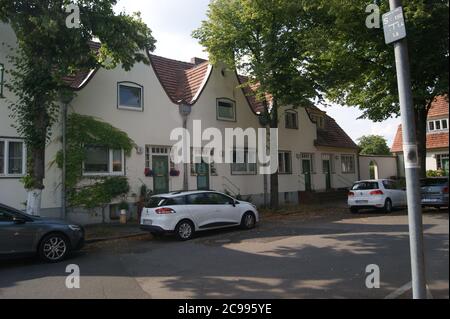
[153,155,169,194]
[323,160,331,190]
[442,158,449,176]
[0,209,35,254]
[196,162,210,190]
[302,159,312,191]
[186,193,217,229]
[208,192,241,225]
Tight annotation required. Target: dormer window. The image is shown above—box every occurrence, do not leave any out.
[217,98,236,121]
[118,82,143,111]
[311,114,325,129]
[428,119,448,132]
[285,110,298,129]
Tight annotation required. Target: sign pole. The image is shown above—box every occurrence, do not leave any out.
[384,0,427,299]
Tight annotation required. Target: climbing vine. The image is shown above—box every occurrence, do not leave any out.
[55,113,135,209]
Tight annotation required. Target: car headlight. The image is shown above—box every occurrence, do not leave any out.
[68,225,82,231]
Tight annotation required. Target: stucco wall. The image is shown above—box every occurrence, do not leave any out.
[359,155,398,180]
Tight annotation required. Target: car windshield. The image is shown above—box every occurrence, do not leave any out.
[420,178,448,187]
[352,182,379,190]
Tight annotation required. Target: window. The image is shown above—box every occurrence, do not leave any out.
[145,146,171,169]
[231,148,257,175]
[437,154,449,172]
[311,114,325,129]
[0,139,26,177]
[118,83,143,111]
[206,193,234,205]
[83,146,124,175]
[428,119,449,132]
[382,180,397,190]
[285,110,298,129]
[341,154,355,174]
[187,193,209,205]
[217,99,236,121]
[351,181,379,190]
[278,151,292,174]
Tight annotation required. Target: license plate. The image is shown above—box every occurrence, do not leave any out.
[422,199,439,203]
[356,200,368,204]
[142,219,153,225]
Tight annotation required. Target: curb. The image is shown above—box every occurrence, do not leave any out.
[85,232,149,244]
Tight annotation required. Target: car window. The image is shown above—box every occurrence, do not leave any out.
[146,197,167,208]
[187,193,209,205]
[420,178,448,187]
[352,182,379,190]
[164,196,186,206]
[0,209,14,222]
[383,181,395,190]
[207,193,234,205]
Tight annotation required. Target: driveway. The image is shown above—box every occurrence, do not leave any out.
[0,209,448,299]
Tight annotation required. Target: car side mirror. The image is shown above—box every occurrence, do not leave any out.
[13,217,26,224]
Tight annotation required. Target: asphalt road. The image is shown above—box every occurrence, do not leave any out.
[0,210,448,299]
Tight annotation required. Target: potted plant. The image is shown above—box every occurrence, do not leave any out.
[170,169,180,177]
[118,200,128,224]
[144,168,153,177]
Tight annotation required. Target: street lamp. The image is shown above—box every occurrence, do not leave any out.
[0,63,5,98]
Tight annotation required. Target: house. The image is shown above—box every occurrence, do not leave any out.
[0,22,360,224]
[391,96,449,175]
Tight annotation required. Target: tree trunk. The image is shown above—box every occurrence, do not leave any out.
[269,100,279,210]
[414,102,429,179]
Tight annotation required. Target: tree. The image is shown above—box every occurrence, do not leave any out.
[0,0,156,215]
[305,0,449,177]
[193,0,321,209]
[357,135,391,155]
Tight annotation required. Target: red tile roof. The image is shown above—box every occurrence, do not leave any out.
[62,41,100,90]
[149,54,211,105]
[308,108,358,150]
[391,125,449,152]
[428,95,449,119]
[391,96,449,152]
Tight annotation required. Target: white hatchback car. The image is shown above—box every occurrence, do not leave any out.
[348,179,407,214]
[140,191,259,240]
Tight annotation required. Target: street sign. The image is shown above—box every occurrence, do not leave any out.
[383,6,407,44]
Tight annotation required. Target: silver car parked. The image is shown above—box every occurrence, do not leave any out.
[0,203,85,263]
[421,177,449,209]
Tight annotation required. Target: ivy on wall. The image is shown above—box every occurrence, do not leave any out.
[55,113,135,210]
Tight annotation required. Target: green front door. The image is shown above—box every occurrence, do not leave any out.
[153,156,169,194]
[302,159,312,191]
[323,160,331,190]
[196,162,210,190]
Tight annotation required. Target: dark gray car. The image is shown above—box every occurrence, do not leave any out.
[0,203,85,263]
[420,177,449,209]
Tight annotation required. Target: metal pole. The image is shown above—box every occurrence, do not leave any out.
[389,0,427,299]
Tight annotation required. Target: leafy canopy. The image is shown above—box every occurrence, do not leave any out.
[305,0,449,120]
[193,0,320,109]
[357,135,391,156]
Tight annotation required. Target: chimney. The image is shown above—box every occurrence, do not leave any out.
[191,57,207,65]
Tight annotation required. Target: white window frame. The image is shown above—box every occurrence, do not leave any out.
[216,98,236,122]
[117,82,144,111]
[231,148,257,175]
[341,154,356,174]
[428,118,449,132]
[278,151,292,174]
[145,145,173,171]
[0,138,27,177]
[437,153,449,170]
[83,146,125,176]
[285,110,299,129]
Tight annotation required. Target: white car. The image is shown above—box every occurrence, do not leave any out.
[140,191,259,240]
[348,179,407,214]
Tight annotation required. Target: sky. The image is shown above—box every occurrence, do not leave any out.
[115,0,401,146]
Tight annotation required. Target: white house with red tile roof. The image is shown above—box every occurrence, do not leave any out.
[391,96,449,175]
[1,23,360,223]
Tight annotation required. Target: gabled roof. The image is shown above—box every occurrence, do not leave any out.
[428,95,449,119]
[391,125,449,153]
[391,96,449,153]
[311,111,359,150]
[149,54,211,105]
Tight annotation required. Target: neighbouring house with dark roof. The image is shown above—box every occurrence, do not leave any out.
[1,22,361,223]
[391,96,449,175]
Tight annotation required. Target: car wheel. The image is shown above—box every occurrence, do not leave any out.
[38,233,70,263]
[350,207,359,214]
[384,199,393,214]
[241,212,256,230]
[175,220,195,241]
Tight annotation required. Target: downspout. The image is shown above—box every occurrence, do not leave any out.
[179,103,192,191]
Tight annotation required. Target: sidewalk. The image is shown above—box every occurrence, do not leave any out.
[84,222,148,243]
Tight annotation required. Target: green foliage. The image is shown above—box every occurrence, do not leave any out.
[427,169,447,177]
[357,135,391,156]
[55,113,134,208]
[70,176,130,209]
[0,0,155,189]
